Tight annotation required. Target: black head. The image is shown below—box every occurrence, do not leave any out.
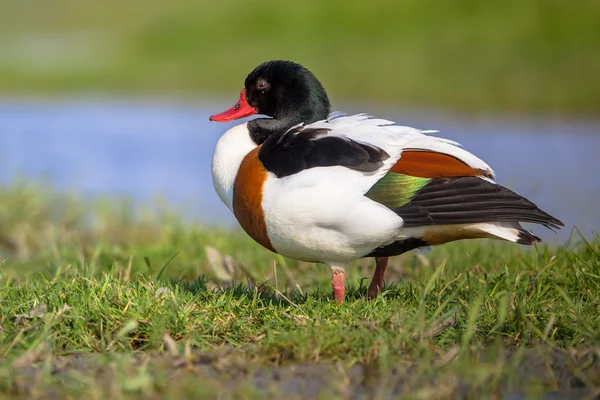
[210,60,331,144]
[244,60,330,121]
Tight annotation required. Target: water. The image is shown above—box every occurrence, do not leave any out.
[1,98,598,242]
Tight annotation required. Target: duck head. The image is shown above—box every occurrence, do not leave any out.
[210,60,331,144]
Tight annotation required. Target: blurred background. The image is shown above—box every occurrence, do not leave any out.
[1,0,599,242]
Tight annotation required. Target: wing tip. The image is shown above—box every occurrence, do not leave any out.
[536,211,564,232]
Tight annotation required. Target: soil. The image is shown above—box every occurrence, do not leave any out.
[7,346,600,399]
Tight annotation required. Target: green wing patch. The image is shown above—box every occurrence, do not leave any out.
[366,173,431,208]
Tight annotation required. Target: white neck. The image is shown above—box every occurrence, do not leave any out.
[212,123,258,211]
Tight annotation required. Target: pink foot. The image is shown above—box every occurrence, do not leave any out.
[367,257,388,300]
[331,270,345,304]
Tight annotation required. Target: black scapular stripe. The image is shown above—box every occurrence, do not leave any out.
[393,177,564,230]
[258,126,390,178]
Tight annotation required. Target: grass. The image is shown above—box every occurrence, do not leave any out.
[1,0,599,115]
[0,182,599,398]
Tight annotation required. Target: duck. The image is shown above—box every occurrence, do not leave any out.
[209,60,563,303]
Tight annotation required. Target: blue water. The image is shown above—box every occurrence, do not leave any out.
[1,98,599,242]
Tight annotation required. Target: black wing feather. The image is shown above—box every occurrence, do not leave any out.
[258,127,390,178]
[394,177,564,230]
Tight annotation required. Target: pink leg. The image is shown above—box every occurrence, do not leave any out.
[367,257,388,299]
[331,268,346,304]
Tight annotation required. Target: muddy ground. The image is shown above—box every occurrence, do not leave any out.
[6,346,599,399]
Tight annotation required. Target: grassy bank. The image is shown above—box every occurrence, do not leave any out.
[1,1,599,115]
[0,183,599,398]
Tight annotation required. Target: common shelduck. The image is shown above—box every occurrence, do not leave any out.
[209,60,563,303]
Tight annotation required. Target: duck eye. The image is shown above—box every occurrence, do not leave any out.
[257,79,267,90]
